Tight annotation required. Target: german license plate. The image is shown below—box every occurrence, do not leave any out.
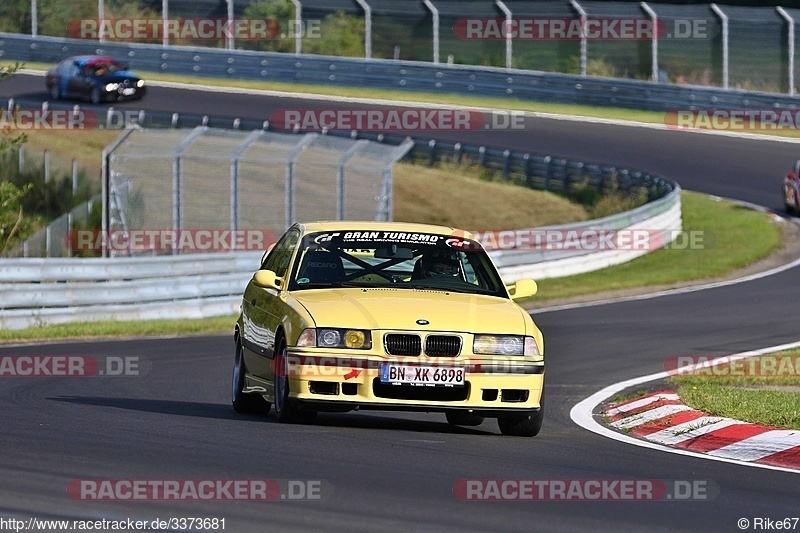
[122,88,135,95]
[380,364,465,386]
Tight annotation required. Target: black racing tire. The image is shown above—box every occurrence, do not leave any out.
[445,410,485,427]
[90,88,102,105]
[232,341,268,414]
[497,392,544,437]
[49,84,60,100]
[273,336,317,424]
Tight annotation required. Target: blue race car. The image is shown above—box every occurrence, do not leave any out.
[46,56,146,105]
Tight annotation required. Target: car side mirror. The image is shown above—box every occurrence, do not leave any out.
[253,269,282,290]
[508,278,538,300]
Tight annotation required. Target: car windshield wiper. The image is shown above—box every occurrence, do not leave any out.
[293,281,362,289]
[408,283,494,295]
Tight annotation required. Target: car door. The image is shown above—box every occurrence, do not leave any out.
[66,62,89,98]
[241,228,301,380]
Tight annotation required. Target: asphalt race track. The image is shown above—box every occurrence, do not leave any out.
[2,74,799,532]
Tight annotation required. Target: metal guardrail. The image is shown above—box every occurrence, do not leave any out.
[2,32,800,112]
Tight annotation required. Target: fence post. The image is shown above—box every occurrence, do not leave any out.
[67,212,73,257]
[423,0,440,64]
[641,2,658,82]
[778,7,795,95]
[495,0,513,69]
[285,134,317,229]
[289,0,302,55]
[44,150,50,183]
[337,140,368,219]
[162,0,169,46]
[172,127,207,252]
[226,0,235,51]
[45,226,51,258]
[355,0,372,59]
[31,0,38,37]
[711,4,729,89]
[230,129,263,247]
[18,145,24,173]
[98,0,105,42]
[570,0,588,76]
[72,160,79,195]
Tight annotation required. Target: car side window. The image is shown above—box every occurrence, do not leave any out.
[263,229,300,278]
[69,63,81,78]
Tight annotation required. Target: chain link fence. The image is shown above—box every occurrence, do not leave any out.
[103,126,413,257]
[4,1,799,92]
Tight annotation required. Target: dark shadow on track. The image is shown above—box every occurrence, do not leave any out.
[49,395,497,435]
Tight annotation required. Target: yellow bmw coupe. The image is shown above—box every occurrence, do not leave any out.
[232,221,545,436]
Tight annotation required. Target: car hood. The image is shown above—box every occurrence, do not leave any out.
[290,288,528,334]
[93,72,139,84]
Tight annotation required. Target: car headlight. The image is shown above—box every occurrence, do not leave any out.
[296,328,371,350]
[136,80,145,88]
[473,335,539,356]
[104,83,119,92]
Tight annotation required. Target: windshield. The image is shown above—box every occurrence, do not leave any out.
[288,230,508,298]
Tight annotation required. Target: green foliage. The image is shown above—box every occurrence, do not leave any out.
[242,0,296,53]
[0,0,157,37]
[302,11,365,58]
[0,180,35,255]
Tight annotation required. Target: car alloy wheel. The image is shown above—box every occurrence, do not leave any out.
[232,342,267,414]
[49,84,60,100]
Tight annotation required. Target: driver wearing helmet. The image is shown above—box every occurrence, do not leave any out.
[414,249,462,279]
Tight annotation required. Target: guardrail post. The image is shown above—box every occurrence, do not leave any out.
[570,0,588,76]
[454,142,462,165]
[523,153,532,187]
[711,4,729,89]
[423,0,440,64]
[355,0,372,59]
[778,7,795,95]
[428,139,436,166]
[641,2,658,82]
[478,146,486,167]
[502,149,511,181]
[495,0,513,69]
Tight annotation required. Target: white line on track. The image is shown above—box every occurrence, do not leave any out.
[570,339,800,475]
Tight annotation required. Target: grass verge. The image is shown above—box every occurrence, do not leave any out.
[529,191,781,302]
[667,350,800,430]
[0,315,237,343]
